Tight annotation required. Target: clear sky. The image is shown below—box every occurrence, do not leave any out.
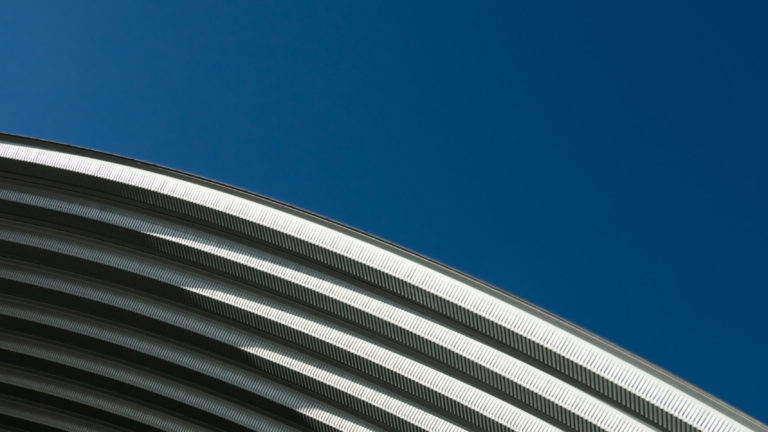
[1,1,766,423]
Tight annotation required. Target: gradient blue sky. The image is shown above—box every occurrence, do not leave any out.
[2,1,766,422]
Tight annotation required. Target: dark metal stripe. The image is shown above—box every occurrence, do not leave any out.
[0,393,132,432]
[0,376,164,431]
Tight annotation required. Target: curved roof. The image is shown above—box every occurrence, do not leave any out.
[0,132,764,432]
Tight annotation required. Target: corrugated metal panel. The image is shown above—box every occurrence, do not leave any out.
[0,133,764,432]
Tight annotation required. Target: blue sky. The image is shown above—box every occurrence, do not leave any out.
[2,1,766,422]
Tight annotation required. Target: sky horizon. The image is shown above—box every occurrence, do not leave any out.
[1,1,766,422]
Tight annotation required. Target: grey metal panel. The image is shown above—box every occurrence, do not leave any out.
[0,365,211,432]
[0,226,473,432]
[0,332,302,432]
[0,186,648,432]
[0,293,384,432]
[0,133,764,432]
[0,396,126,432]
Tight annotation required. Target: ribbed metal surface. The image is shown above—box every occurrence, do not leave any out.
[0,133,764,432]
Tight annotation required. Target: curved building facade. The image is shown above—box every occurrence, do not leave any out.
[0,133,764,432]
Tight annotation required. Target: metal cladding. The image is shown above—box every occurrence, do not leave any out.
[0,133,764,432]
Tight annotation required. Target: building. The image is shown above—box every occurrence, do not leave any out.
[0,133,764,432]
